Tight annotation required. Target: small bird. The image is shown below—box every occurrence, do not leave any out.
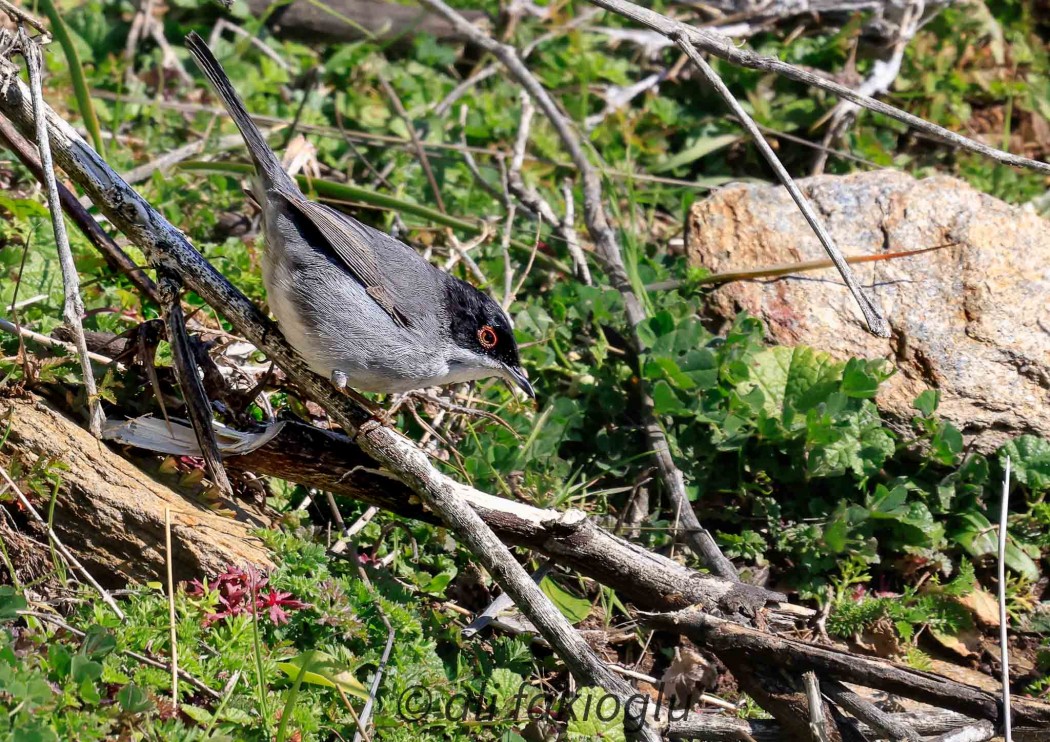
[184,33,534,401]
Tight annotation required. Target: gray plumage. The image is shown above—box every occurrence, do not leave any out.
[185,33,533,398]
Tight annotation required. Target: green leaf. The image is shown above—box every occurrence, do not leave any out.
[539,577,591,624]
[276,650,370,701]
[70,653,102,685]
[913,389,940,416]
[952,512,1040,580]
[80,625,116,660]
[841,358,880,398]
[743,346,842,422]
[117,683,153,713]
[566,687,627,742]
[651,133,740,173]
[180,704,214,724]
[999,436,1050,493]
[0,586,27,621]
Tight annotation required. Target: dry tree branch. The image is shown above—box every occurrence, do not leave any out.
[0,57,662,741]
[821,679,921,742]
[585,0,1050,175]
[16,29,104,438]
[418,0,739,582]
[156,271,235,498]
[645,607,1050,732]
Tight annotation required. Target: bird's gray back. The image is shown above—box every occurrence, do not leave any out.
[260,202,454,391]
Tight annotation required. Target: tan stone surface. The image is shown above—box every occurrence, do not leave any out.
[686,170,1050,451]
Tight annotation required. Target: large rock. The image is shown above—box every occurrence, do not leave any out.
[686,170,1050,451]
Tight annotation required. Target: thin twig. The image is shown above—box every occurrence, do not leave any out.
[0,316,113,364]
[19,29,104,436]
[419,0,738,582]
[377,69,446,215]
[349,542,393,742]
[157,271,234,498]
[998,456,1013,742]
[0,0,50,38]
[671,38,888,337]
[0,465,125,620]
[123,131,249,185]
[560,180,592,286]
[585,0,1050,175]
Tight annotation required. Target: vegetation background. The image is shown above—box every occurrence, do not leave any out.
[0,0,1048,739]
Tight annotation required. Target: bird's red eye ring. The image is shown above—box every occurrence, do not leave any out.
[477,325,498,349]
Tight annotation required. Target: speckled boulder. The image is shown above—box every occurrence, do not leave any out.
[686,170,1050,451]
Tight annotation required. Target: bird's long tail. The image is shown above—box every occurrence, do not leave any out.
[184,32,294,192]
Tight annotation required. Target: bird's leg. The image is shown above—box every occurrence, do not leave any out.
[329,369,397,427]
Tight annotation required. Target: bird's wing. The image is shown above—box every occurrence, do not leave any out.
[276,190,410,328]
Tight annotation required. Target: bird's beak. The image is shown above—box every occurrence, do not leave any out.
[502,364,535,400]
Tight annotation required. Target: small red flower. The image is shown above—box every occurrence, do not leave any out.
[185,565,308,627]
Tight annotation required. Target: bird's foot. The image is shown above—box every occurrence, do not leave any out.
[330,370,399,430]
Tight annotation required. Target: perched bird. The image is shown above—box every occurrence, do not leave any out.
[184,33,534,401]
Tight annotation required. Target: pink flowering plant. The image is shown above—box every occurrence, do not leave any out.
[185,565,310,627]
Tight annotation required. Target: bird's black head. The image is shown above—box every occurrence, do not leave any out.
[444,277,534,399]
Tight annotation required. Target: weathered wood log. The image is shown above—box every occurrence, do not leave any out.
[0,397,272,585]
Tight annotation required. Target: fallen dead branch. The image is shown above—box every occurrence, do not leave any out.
[102,415,782,617]
[646,607,1050,737]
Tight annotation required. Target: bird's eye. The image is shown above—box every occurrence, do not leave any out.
[477,325,498,349]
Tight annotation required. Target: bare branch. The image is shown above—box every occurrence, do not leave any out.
[19,30,104,437]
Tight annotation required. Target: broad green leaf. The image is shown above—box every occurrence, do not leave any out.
[743,346,842,423]
[80,625,116,661]
[913,389,940,416]
[117,683,152,713]
[180,704,214,724]
[567,687,627,742]
[539,577,591,624]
